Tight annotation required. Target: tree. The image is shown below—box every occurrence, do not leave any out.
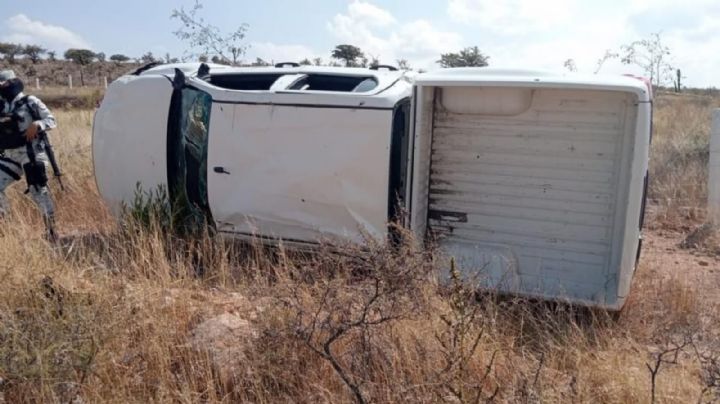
[211,55,230,65]
[620,32,673,89]
[22,45,47,64]
[0,43,22,63]
[171,0,248,65]
[140,52,158,64]
[64,48,96,65]
[331,44,364,67]
[397,59,412,71]
[299,58,312,66]
[163,53,179,64]
[438,46,489,68]
[95,52,106,62]
[109,54,130,63]
[367,54,380,68]
[47,51,56,62]
[251,57,270,66]
[594,49,618,74]
[64,49,97,86]
[313,57,323,66]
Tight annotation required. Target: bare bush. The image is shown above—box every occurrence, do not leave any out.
[282,232,435,403]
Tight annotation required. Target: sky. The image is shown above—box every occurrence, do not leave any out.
[1,0,719,87]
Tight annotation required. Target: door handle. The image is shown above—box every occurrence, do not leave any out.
[213,166,231,175]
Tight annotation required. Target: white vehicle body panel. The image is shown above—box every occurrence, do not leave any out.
[94,64,412,244]
[180,72,411,243]
[207,102,394,242]
[409,69,651,309]
[92,64,652,309]
[92,75,173,214]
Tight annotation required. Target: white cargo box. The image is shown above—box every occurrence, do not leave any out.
[407,69,652,309]
[93,64,651,309]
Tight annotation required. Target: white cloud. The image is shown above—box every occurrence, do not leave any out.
[446,0,720,87]
[345,1,396,27]
[328,1,463,68]
[447,0,575,35]
[1,14,92,52]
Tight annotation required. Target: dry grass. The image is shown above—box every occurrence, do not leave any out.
[31,87,105,110]
[0,100,718,403]
[648,91,720,227]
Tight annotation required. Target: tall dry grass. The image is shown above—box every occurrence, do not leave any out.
[648,91,720,227]
[0,102,717,403]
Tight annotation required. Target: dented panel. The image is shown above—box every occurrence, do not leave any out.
[207,103,395,243]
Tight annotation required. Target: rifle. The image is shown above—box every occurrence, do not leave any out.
[39,132,64,191]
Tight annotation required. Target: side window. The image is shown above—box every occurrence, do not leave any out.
[168,86,212,227]
[288,74,378,92]
[208,74,283,90]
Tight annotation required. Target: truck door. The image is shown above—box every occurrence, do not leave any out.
[166,83,213,228]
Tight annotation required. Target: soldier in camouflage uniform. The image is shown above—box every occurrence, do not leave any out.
[0,70,58,240]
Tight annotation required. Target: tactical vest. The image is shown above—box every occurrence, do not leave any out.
[0,96,35,150]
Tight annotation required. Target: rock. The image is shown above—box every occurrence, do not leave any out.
[189,312,258,384]
[681,223,715,249]
[698,260,710,267]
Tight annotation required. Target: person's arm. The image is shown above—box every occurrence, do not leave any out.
[27,96,56,132]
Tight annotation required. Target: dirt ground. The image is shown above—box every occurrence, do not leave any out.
[642,228,720,300]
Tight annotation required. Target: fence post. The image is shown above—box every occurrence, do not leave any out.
[104,76,108,89]
[708,109,720,223]
[68,75,73,89]
[35,78,40,90]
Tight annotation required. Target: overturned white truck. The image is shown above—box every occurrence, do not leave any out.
[93,63,652,309]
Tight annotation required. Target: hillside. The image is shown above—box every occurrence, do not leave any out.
[1,59,141,88]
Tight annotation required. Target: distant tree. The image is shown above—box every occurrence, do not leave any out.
[367,54,380,68]
[313,57,323,66]
[251,57,270,66]
[563,58,577,72]
[0,43,22,63]
[620,32,674,89]
[397,59,412,71]
[140,52,158,64]
[299,58,312,66]
[64,48,96,65]
[198,54,208,63]
[109,54,130,63]
[47,51,56,62]
[171,0,248,65]
[438,46,489,68]
[211,55,230,65]
[64,48,97,86]
[331,44,364,67]
[22,45,47,64]
[95,52,106,62]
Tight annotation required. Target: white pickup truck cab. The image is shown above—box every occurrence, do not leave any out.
[93,63,652,309]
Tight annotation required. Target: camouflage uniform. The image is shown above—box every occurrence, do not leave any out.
[0,70,57,236]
